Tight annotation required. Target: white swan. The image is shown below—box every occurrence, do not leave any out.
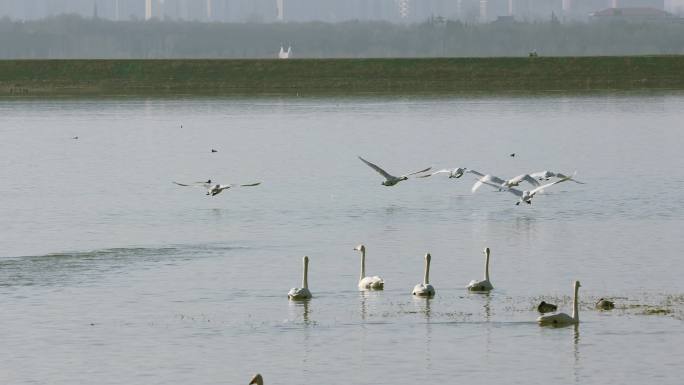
[288,256,312,300]
[467,247,493,292]
[249,373,263,385]
[537,281,581,326]
[417,167,467,179]
[468,170,540,193]
[173,180,261,196]
[477,174,574,205]
[531,170,585,184]
[412,253,435,297]
[354,245,384,290]
[358,156,431,186]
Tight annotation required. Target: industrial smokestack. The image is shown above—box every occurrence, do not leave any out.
[145,0,152,20]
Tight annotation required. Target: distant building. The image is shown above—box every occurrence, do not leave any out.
[617,0,664,9]
[590,6,674,20]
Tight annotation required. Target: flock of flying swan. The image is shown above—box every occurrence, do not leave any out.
[172,156,591,384]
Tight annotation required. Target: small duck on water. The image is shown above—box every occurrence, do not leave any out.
[596,298,615,310]
[537,301,557,313]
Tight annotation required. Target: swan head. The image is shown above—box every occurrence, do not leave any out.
[303,255,309,264]
[483,247,490,257]
[249,373,263,385]
[425,253,431,262]
[354,244,365,252]
[574,280,581,288]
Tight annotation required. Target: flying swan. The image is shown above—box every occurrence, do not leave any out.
[530,170,585,184]
[417,167,468,179]
[467,247,493,292]
[354,244,384,290]
[173,180,261,196]
[358,156,431,186]
[477,174,574,205]
[288,256,312,300]
[537,281,581,326]
[412,253,435,297]
[468,170,541,193]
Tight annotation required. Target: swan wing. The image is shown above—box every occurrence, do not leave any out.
[173,181,211,188]
[556,172,586,184]
[401,166,432,178]
[529,176,572,196]
[530,170,554,179]
[417,169,451,178]
[238,182,261,187]
[358,156,395,180]
[472,175,507,193]
[466,169,486,178]
[480,180,524,197]
[520,174,541,187]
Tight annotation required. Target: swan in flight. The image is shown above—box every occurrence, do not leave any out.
[537,281,581,326]
[354,245,384,290]
[288,256,312,300]
[530,170,585,184]
[417,167,467,179]
[537,301,558,313]
[468,170,540,193]
[596,298,615,310]
[467,247,493,292]
[477,174,574,205]
[172,180,261,196]
[249,374,263,385]
[358,156,431,186]
[412,253,435,297]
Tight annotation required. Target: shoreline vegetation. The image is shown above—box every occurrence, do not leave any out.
[2,56,684,97]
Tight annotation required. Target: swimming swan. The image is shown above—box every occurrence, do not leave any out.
[596,298,615,310]
[537,281,581,326]
[288,256,312,300]
[412,253,435,297]
[467,247,493,292]
[354,245,384,290]
[477,174,574,205]
[358,156,431,186]
[249,373,263,385]
[173,180,261,196]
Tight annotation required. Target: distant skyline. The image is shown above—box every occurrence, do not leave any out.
[0,0,682,23]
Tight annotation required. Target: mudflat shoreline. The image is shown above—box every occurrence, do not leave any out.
[1,56,684,97]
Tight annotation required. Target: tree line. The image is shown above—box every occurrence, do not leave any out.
[0,14,682,59]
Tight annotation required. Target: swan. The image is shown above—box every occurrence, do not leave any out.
[358,156,431,186]
[173,180,261,196]
[596,298,615,310]
[288,256,312,300]
[537,301,558,313]
[249,373,263,385]
[537,281,581,326]
[354,245,384,290]
[468,169,540,193]
[417,167,467,179]
[476,174,574,205]
[467,247,493,291]
[412,253,435,297]
[530,170,585,184]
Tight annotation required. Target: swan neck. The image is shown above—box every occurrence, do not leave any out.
[572,282,579,321]
[302,258,309,289]
[484,251,490,281]
[424,256,430,285]
[360,248,366,281]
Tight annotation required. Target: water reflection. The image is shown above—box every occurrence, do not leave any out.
[288,298,312,326]
[412,296,432,320]
[573,325,581,384]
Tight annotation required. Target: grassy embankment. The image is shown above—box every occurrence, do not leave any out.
[1,56,683,97]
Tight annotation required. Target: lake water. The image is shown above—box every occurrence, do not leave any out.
[1,94,683,385]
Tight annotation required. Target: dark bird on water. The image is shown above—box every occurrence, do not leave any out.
[537,301,557,313]
[211,149,218,153]
[72,136,79,140]
[510,153,515,157]
[596,298,615,310]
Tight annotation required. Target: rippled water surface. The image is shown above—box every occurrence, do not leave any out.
[1,95,683,385]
